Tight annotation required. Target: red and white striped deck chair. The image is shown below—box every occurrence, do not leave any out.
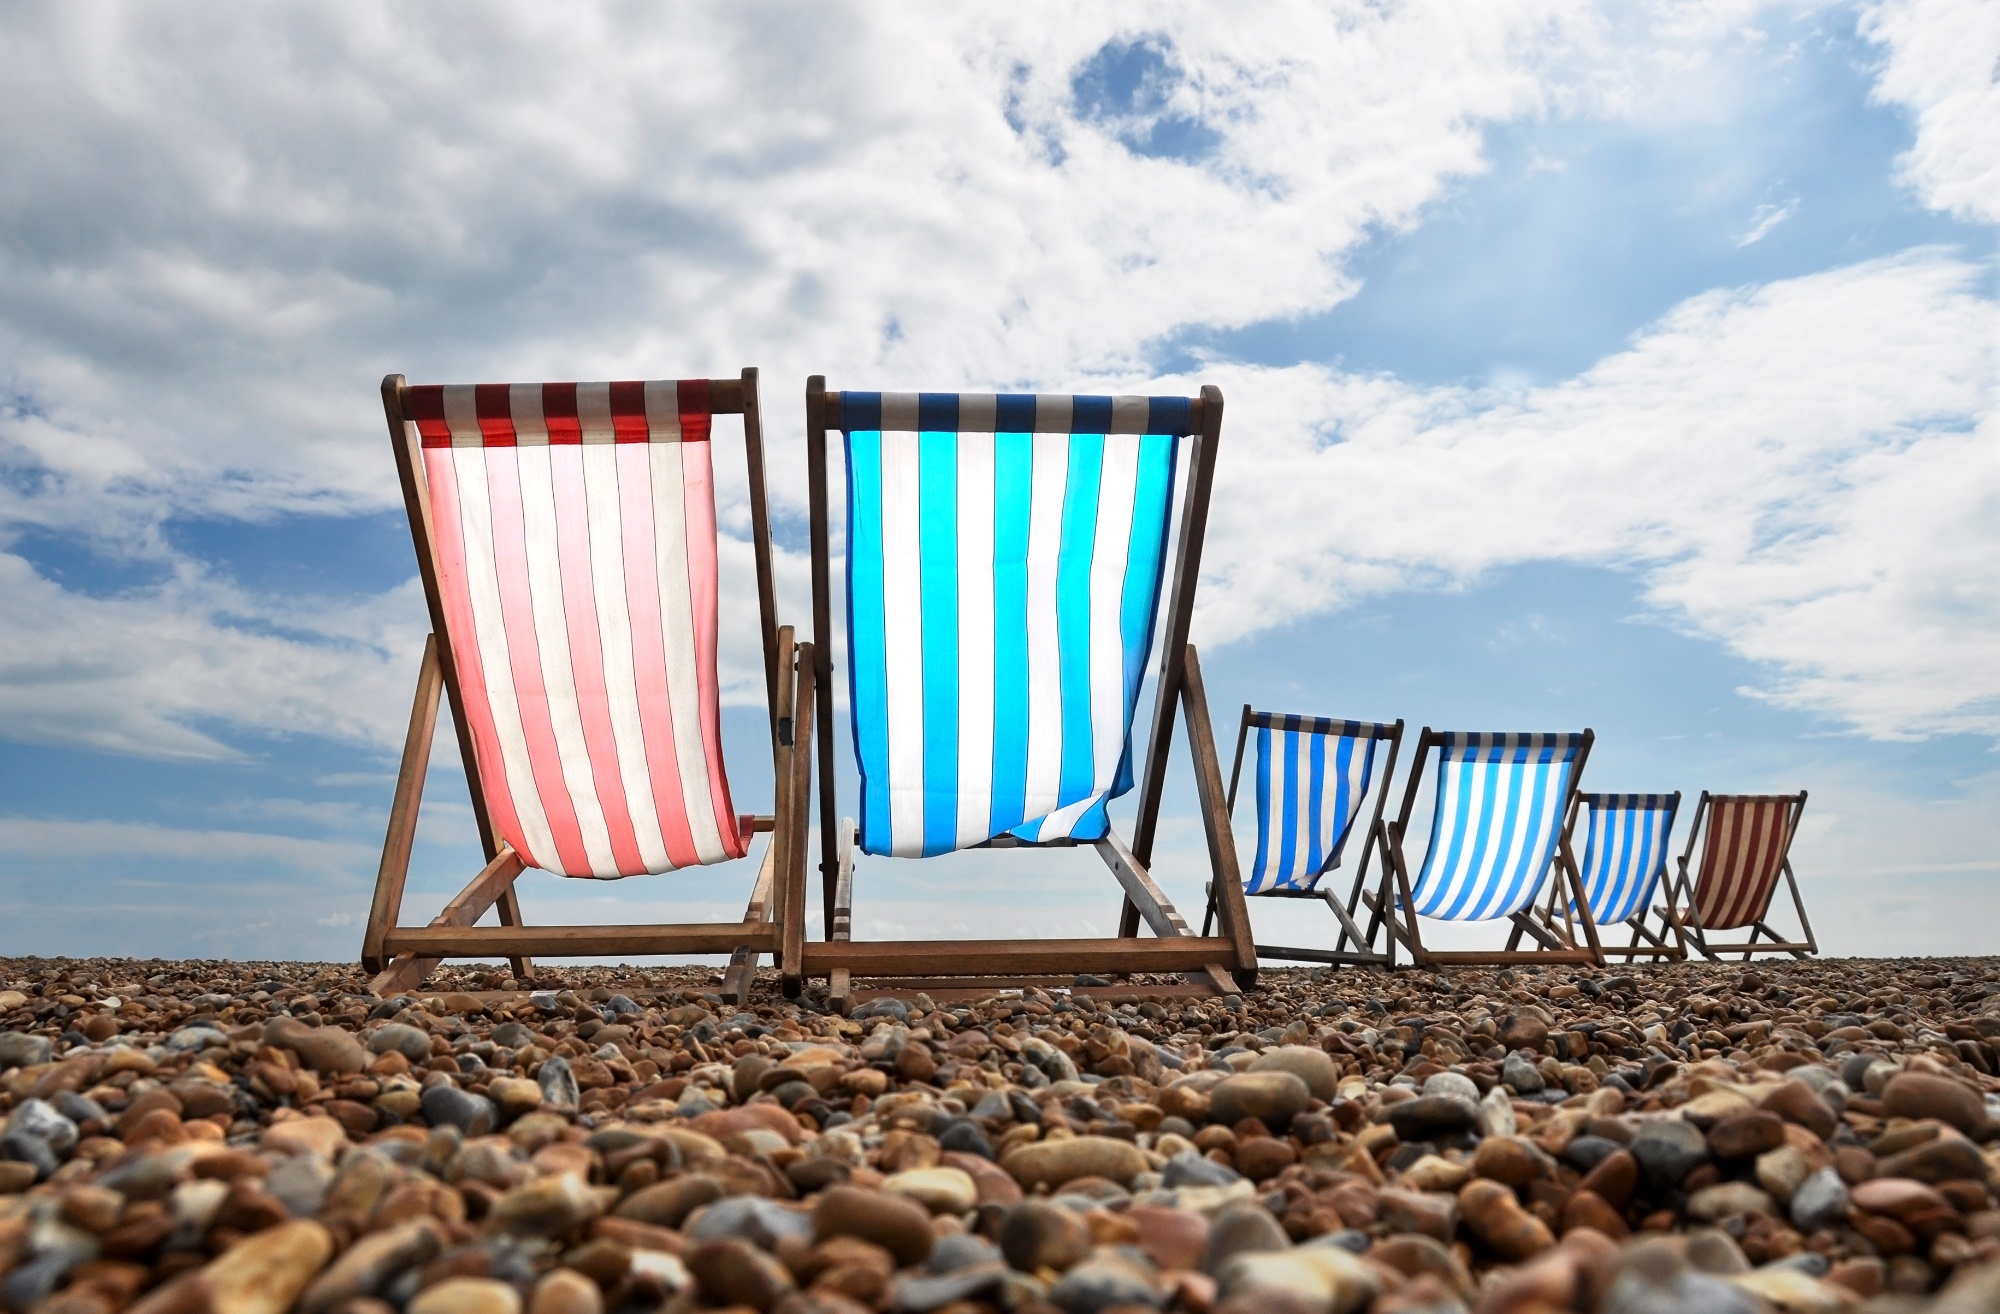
[1656,791,1816,961]
[362,370,816,1001]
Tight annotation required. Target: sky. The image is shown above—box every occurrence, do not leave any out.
[0,0,1995,966]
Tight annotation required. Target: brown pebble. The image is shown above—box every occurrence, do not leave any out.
[812,1185,934,1268]
[530,1270,602,1314]
[1881,1073,1993,1140]
[1578,1150,1638,1208]
[1472,1136,1542,1188]
[1560,1189,1628,1239]
[687,1238,795,1312]
[1459,1179,1555,1261]
[1707,1112,1786,1160]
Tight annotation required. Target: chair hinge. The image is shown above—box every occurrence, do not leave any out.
[778,717,793,747]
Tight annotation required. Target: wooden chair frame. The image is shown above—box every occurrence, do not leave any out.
[1197,708,1404,970]
[797,379,1256,1011]
[1521,791,1685,961]
[1652,790,1815,961]
[362,368,812,1003]
[1353,727,1602,968]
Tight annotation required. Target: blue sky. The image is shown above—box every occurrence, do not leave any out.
[1,1,1995,964]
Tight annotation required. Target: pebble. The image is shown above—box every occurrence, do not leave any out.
[6,954,2000,1314]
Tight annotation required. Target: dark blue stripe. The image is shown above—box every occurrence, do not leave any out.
[917,393,958,433]
[845,432,893,856]
[1054,436,1101,813]
[842,392,881,433]
[1112,433,1177,796]
[995,394,1036,434]
[1147,396,1191,437]
[1071,395,1112,434]
[917,432,959,857]
[988,432,1033,835]
[1275,730,1300,885]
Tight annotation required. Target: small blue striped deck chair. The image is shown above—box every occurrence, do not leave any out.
[797,379,1258,1009]
[1520,792,1684,961]
[1358,728,1602,967]
[1198,707,1404,969]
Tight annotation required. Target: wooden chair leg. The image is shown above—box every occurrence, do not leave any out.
[495,885,532,983]
[363,635,442,975]
[370,846,527,997]
[828,818,856,1014]
[723,843,779,1006]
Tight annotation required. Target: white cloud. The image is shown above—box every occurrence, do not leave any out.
[1190,249,1999,740]
[1862,0,2000,223]
[1733,197,1797,245]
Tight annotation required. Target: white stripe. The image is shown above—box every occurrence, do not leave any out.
[509,384,547,443]
[516,444,617,876]
[1109,396,1150,434]
[1087,437,1139,801]
[442,385,482,448]
[642,381,682,442]
[577,383,615,443]
[956,435,996,848]
[650,441,727,864]
[1032,792,1097,841]
[1021,434,1069,822]
[584,442,669,872]
[878,433,927,856]
[446,446,559,868]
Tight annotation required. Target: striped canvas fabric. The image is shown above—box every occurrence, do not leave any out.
[1573,793,1678,926]
[1245,717,1387,894]
[409,380,747,879]
[1692,795,1798,930]
[1407,732,1585,921]
[838,392,1194,857]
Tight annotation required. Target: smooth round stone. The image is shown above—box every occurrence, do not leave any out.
[1047,1253,1163,1314]
[1397,1154,1471,1193]
[195,1219,337,1314]
[999,1199,1092,1273]
[927,1233,1002,1275]
[299,1219,446,1314]
[1458,1180,1554,1261]
[1686,1182,1777,1223]
[884,1166,978,1215]
[1473,1136,1544,1187]
[1386,1095,1479,1140]
[1880,1073,1992,1139]
[369,1023,434,1061]
[1876,1133,1986,1183]
[616,1174,724,1228]
[1000,1135,1149,1189]
[1376,1188,1459,1243]
[686,1196,815,1248]
[4,1100,77,1152]
[529,1270,602,1314]
[1502,1052,1545,1094]
[265,1017,368,1074]
[1755,1145,1814,1202]
[1707,1112,1786,1160]
[488,1172,599,1237]
[1367,1235,1472,1300]
[1216,1247,1380,1314]
[0,1034,51,1068]
[421,1085,497,1137]
[488,1078,545,1120]
[1126,1204,1209,1273]
[1759,1080,1838,1139]
[1498,1013,1549,1051]
[1163,1149,1241,1188]
[1200,1201,1291,1277]
[1208,1072,1311,1129]
[536,1057,581,1112]
[410,1278,523,1314]
[491,1021,535,1049]
[1420,1071,1481,1106]
[685,1238,795,1312]
[1560,1135,1624,1173]
[1247,1046,1338,1100]
[813,1185,935,1267]
[938,1119,994,1160]
[1630,1118,1710,1192]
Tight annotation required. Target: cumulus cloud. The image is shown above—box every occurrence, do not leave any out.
[1862,0,2000,223]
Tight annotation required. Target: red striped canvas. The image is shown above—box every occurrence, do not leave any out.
[408,381,748,879]
[1691,795,1796,930]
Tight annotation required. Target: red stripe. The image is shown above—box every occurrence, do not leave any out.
[483,450,592,874]
[543,383,582,445]
[549,447,645,874]
[408,385,453,447]
[680,440,745,858]
[618,443,701,867]
[422,448,536,868]
[678,379,713,443]
[610,381,649,443]
[475,384,517,447]
[1697,797,1789,929]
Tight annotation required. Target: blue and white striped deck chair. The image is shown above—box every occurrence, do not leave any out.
[1529,793,1684,960]
[1200,707,1404,968]
[1359,728,1601,967]
[799,379,1258,1006]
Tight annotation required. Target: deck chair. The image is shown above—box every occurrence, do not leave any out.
[1654,791,1815,960]
[1522,793,1683,961]
[363,370,815,1002]
[1356,729,1601,967]
[1197,708,1404,968]
[796,381,1257,1010]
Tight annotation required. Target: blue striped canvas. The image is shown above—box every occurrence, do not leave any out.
[1572,793,1679,925]
[1246,717,1387,894]
[839,392,1192,858]
[1407,732,1585,921]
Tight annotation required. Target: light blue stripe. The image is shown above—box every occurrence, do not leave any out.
[1495,751,1553,915]
[1055,436,1102,812]
[1610,801,1639,917]
[1439,758,1499,918]
[1113,434,1176,796]
[1275,730,1301,884]
[917,432,959,857]
[845,432,894,856]
[988,433,1033,835]
[1251,727,1273,889]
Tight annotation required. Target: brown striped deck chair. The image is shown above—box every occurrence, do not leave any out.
[1654,791,1816,960]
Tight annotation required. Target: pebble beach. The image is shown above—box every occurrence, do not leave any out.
[4,957,2000,1314]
